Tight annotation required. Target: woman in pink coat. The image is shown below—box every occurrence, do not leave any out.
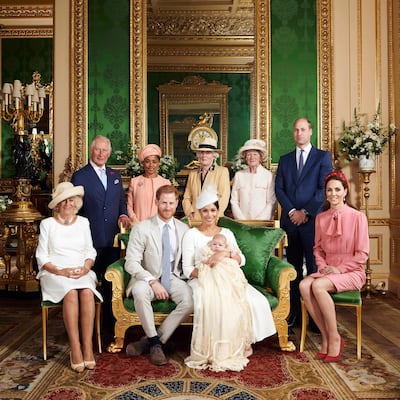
[299,170,369,363]
[127,144,171,222]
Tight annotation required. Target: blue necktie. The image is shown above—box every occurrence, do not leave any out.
[161,224,171,292]
[99,168,107,189]
[298,150,304,177]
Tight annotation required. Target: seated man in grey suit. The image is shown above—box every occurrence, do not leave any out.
[125,185,193,365]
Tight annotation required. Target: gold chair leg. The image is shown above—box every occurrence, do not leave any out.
[356,304,362,360]
[299,300,308,352]
[95,302,102,353]
[42,307,48,361]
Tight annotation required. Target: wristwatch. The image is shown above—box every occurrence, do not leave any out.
[301,209,310,218]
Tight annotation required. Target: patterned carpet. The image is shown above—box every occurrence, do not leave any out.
[1,294,400,400]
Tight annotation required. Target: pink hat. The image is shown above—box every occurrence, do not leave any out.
[138,144,162,163]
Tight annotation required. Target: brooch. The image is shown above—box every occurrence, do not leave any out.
[114,179,120,184]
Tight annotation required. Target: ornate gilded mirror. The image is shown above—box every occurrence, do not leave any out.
[158,76,231,166]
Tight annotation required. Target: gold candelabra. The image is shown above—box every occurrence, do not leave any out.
[1,71,46,138]
[0,71,48,292]
[359,168,375,299]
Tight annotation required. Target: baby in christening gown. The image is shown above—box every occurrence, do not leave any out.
[185,234,254,372]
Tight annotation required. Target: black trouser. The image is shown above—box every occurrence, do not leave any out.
[94,246,121,333]
[286,227,316,326]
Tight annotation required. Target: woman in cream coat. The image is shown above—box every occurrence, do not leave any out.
[230,139,276,220]
[182,137,230,221]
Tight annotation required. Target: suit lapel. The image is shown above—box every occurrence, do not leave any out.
[149,217,162,256]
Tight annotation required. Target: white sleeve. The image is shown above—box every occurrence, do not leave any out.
[182,229,197,279]
[35,219,51,269]
[222,228,246,266]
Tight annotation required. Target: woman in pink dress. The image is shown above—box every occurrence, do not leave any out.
[299,170,369,363]
[127,144,171,222]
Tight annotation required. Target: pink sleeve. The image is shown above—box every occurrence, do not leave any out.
[313,215,326,269]
[340,212,369,273]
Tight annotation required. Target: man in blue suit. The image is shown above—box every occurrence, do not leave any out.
[72,135,131,330]
[275,118,332,328]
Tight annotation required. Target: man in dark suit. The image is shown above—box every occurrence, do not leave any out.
[275,118,332,328]
[71,135,131,330]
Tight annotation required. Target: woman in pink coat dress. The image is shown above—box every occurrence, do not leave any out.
[299,170,369,363]
[127,144,171,222]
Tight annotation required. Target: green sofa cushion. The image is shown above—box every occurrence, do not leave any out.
[331,290,361,305]
[217,217,285,287]
[124,297,177,313]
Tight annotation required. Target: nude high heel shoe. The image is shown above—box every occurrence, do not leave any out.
[84,360,96,370]
[70,352,85,372]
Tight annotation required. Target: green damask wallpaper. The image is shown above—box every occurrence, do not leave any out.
[87,0,317,166]
[1,38,52,178]
[88,0,130,164]
[270,0,318,162]
[147,72,251,161]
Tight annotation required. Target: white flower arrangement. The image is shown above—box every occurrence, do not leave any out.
[0,195,12,213]
[230,153,248,174]
[115,143,179,181]
[338,104,397,161]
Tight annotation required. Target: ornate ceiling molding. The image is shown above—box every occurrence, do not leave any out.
[148,15,253,36]
[0,5,53,18]
[0,26,52,37]
[148,45,253,59]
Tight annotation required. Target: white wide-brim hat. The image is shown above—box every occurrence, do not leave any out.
[238,139,267,159]
[191,137,222,153]
[48,181,84,210]
[196,185,219,210]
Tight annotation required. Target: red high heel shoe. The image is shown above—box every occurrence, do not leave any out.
[315,352,327,360]
[324,336,345,363]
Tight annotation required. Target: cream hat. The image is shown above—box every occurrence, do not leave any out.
[48,182,84,211]
[238,139,267,159]
[196,185,219,210]
[191,137,222,153]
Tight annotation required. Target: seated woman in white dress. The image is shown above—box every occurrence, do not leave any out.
[36,182,103,373]
[182,185,276,372]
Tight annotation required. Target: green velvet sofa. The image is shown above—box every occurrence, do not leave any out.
[105,217,297,353]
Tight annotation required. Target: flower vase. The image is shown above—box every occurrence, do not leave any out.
[358,155,375,171]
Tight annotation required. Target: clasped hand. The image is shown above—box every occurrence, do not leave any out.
[289,210,308,226]
[61,267,88,279]
[320,265,340,275]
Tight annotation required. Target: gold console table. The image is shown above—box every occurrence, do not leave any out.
[0,178,43,292]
